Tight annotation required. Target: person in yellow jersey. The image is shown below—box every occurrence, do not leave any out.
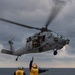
[29,57,49,75]
[14,66,26,75]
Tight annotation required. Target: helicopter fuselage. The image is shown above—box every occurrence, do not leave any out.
[13,31,69,56]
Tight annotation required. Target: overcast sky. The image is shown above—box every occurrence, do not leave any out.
[0,0,75,68]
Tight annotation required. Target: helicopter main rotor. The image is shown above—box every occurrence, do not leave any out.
[45,0,66,29]
[0,0,66,32]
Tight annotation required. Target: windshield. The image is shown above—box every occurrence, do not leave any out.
[52,32,63,38]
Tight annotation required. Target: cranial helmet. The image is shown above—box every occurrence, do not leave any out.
[32,63,38,68]
[18,66,24,70]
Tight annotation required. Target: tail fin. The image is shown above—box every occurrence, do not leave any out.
[1,49,13,55]
[8,40,15,52]
[1,41,15,55]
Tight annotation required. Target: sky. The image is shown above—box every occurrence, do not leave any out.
[0,0,75,68]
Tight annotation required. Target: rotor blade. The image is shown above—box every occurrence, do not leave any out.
[45,0,66,28]
[0,18,41,30]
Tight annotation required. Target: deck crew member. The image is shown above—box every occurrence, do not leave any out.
[29,57,48,75]
[14,66,26,75]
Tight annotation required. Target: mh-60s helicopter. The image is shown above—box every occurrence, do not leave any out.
[0,0,70,61]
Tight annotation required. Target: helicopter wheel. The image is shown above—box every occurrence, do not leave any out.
[53,50,57,55]
[15,56,19,61]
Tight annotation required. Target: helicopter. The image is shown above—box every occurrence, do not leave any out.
[0,0,70,61]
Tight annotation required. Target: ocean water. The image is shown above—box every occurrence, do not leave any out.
[0,68,75,75]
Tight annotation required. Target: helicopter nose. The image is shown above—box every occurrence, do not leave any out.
[65,39,70,44]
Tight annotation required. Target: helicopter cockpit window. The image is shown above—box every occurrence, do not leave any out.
[52,32,63,38]
[57,33,63,38]
[52,32,58,37]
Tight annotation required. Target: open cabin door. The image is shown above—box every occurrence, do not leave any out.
[26,34,46,50]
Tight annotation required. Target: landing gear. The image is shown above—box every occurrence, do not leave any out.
[53,50,57,55]
[16,56,19,61]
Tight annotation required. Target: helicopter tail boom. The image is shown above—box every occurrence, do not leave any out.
[1,49,16,56]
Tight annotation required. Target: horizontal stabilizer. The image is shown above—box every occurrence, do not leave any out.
[1,49,13,55]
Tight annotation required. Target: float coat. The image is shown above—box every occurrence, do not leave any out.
[16,70,25,75]
[30,67,39,75]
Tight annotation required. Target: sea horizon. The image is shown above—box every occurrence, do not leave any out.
[0,68,75,75]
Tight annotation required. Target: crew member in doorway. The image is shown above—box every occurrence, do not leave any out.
[33,37,40,48]
[14,66,26,75]
[29,57,49,75]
